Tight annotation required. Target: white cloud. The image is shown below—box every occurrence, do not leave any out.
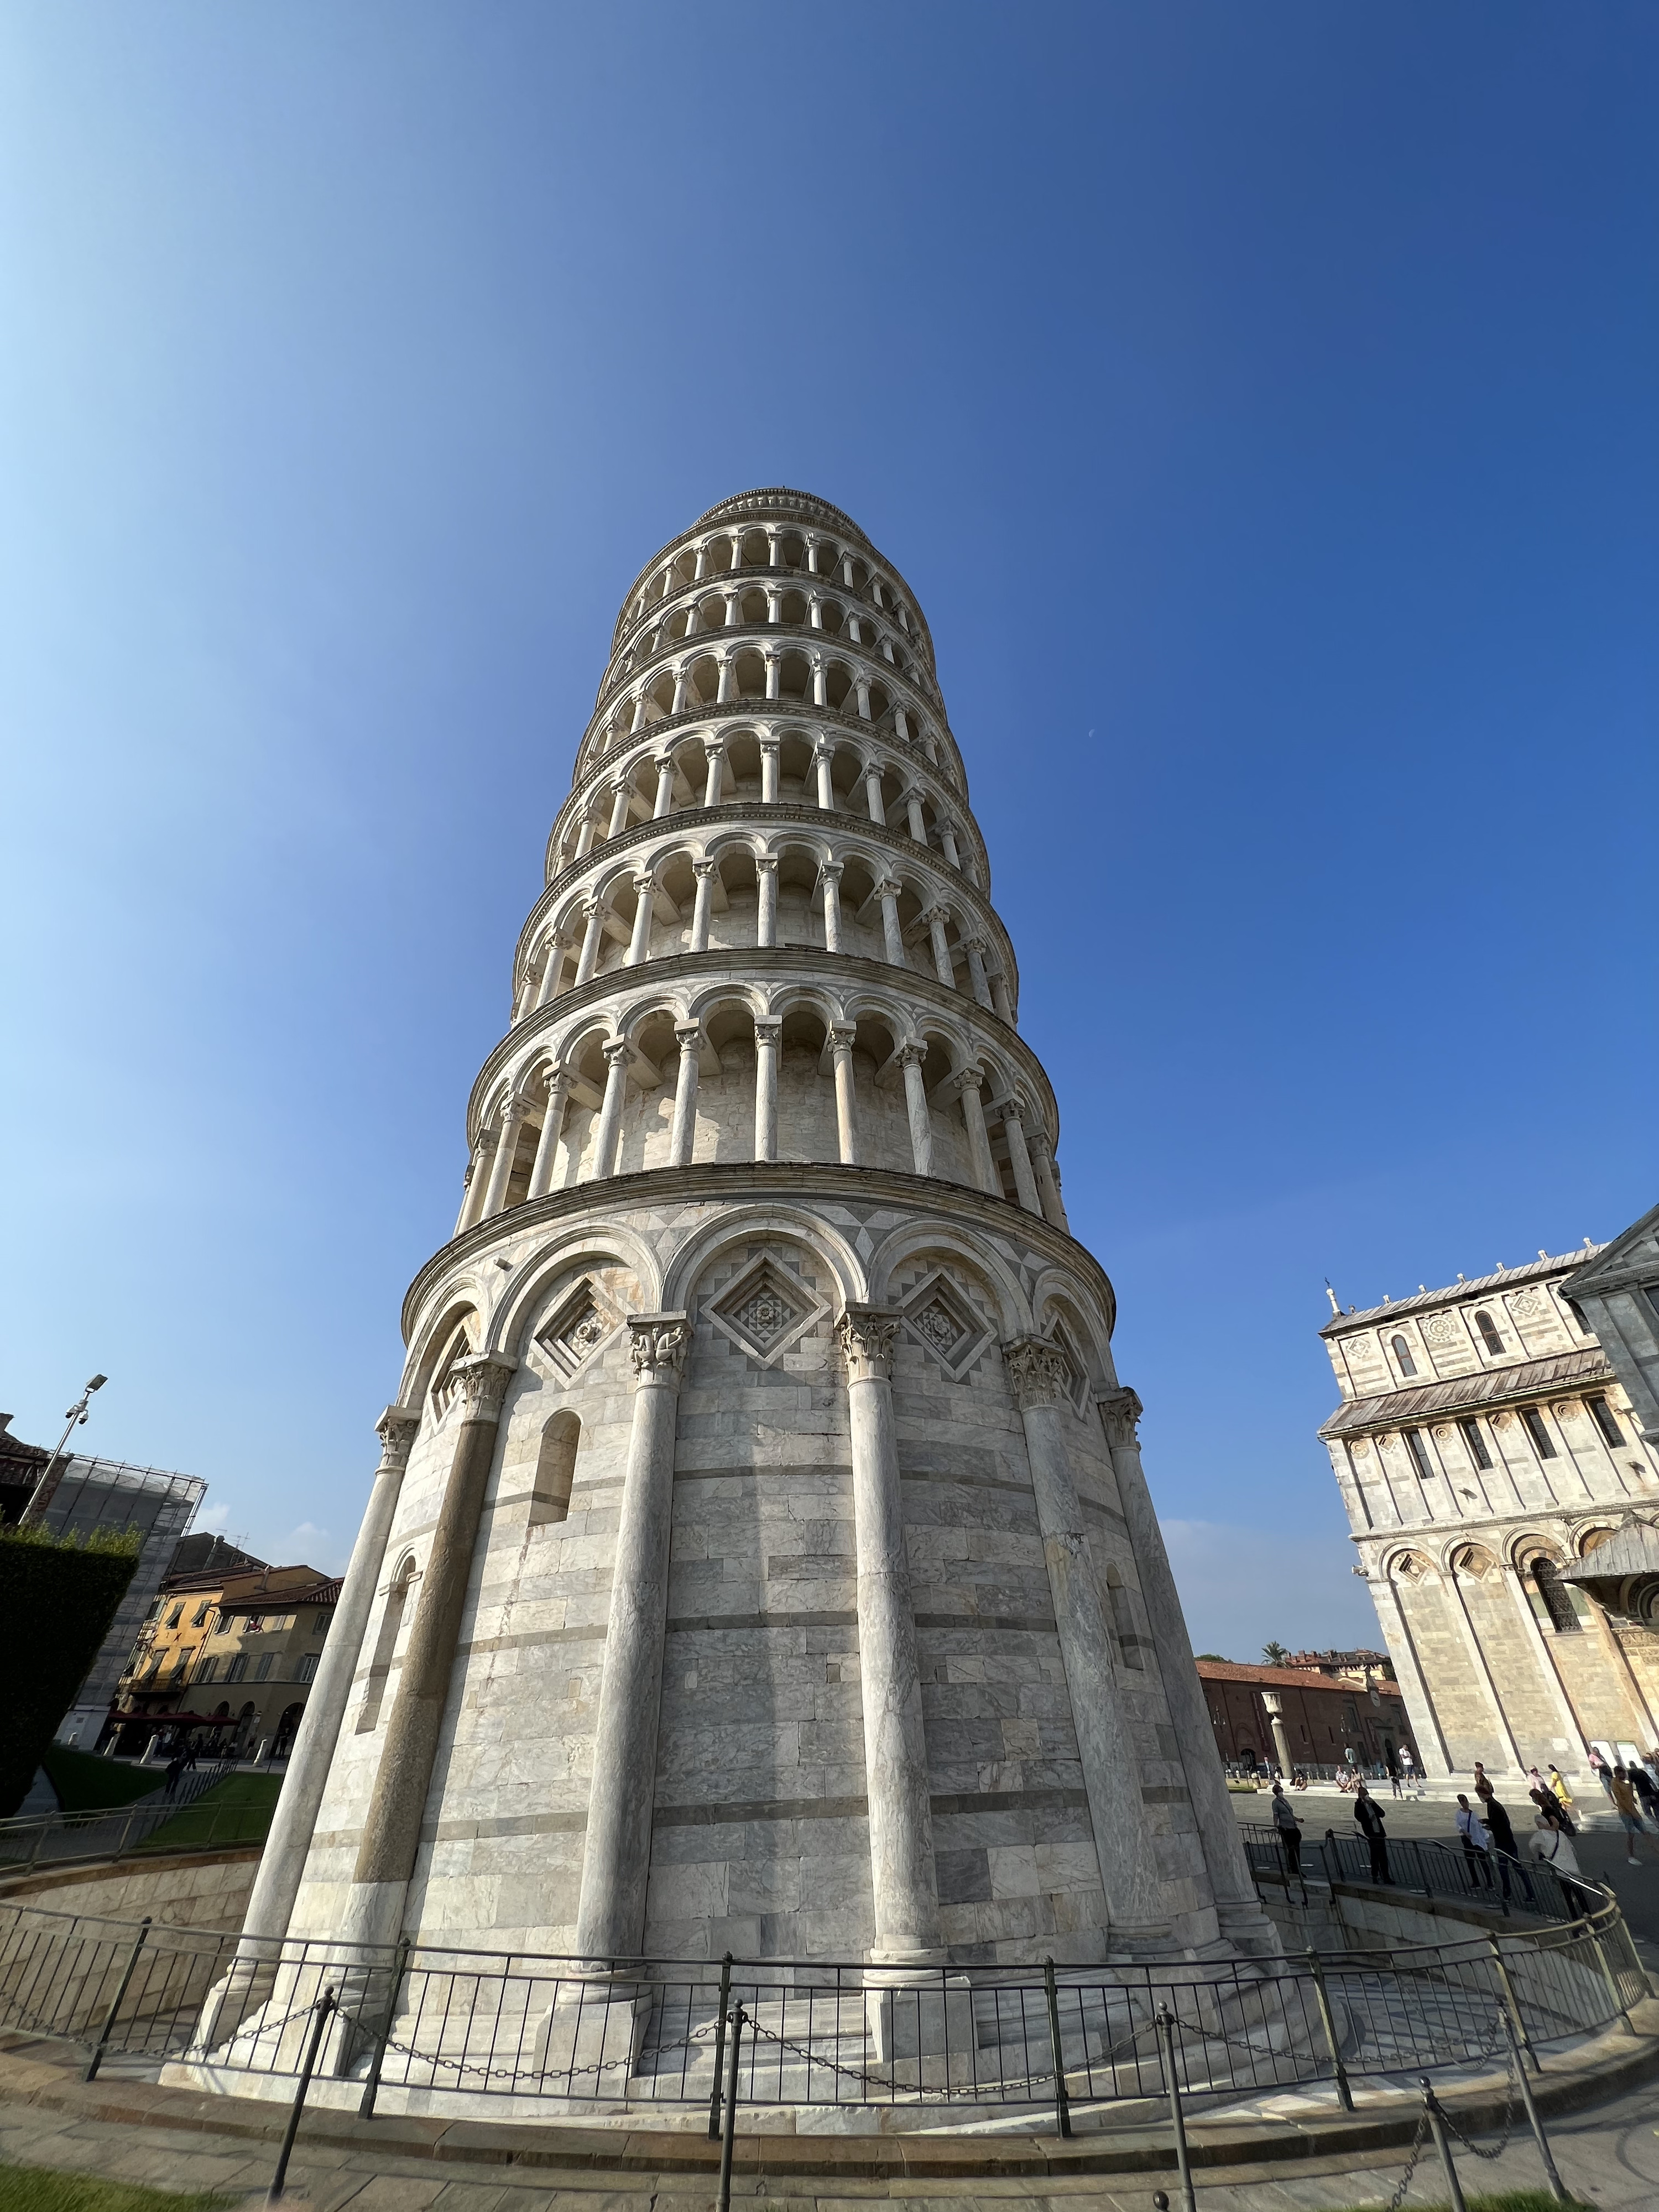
[192,1502,232,1534]
[1162,1519,1384,1663]
[270,1521,348,1574]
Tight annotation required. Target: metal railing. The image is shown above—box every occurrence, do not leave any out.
[0,1767,269,1875]
[0,1892,1645,2122]
[1241,1823,1599,1924]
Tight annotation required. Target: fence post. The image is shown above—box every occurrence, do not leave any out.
[1500,2008,1569,2203]
[357,1936,410,2119]
[83,1916,152,2081]
[1587,1919,1636,2034]
[1155,2002,1196,2212]
[1303,1949,1353,2111]
[1418,2075,1469,2212]
[267,1985,336,2204]
[716,2001,745,2212]
[707,1952,733,2139]
[1485,1934,1540,2073]
[1042,1955,1072,2137]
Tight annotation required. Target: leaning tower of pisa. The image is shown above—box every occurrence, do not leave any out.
[247,488,1272,1970]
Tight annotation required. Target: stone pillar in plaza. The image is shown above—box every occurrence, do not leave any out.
[259,488,1254,2016]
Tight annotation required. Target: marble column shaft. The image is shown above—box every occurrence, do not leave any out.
[573,1316,689,1960]
[838,1307,943,1964]
[669,1027,700,1167]
[899,1048,933,1176]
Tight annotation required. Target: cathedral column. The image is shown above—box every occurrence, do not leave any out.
[864,761,886,824]
[592,1041,632,1178]
[753,1019,780,1162]
[534,933,568,1008]
[819,861,844,952]
[813,739,836,810]
[670,668,692,713]
[689,860,717,952]
[957,1068,999,1195]
[1004,1344,1168,1946]
[837,1308,943,1964]
[480,1100,529,1218]
[759,733,780,801]
[763,651,781,702]
[828,1025,860,1166]
[572,898,606,987]
[453,1135,493,1235]
[345,1353,516,1950]
[962,938,994,1010]
[669,1026,701,1167]
[1000,1101,1042,1216]
[573,1317,690,1961]
[526,1071,571,1199]
[923,907,954,988]
[716,656,735,705]
[877,879,906,967]
[811,655,827,707]
[898,1046,933,1175]
[990,970,1015,1024]
[755,855,779,947]
[1098,1387,1277,1953]
[574,813,598,860]
[702,736,726,806]
[624,872,655,966]
[1029,1126,1068,1229]
[905,791,927,843]
[629,694,647,734]
[854,677,872,719]
[939,823,962,869]
[607,779,633,840]
[652,756,676,817]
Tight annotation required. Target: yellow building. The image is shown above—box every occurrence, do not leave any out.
[116,1561,338,1761]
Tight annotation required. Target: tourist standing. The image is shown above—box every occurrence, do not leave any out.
[1270,1780,1303,1876]
[1456,1794,1493,1889]
[1353,1781,1390,1884]
[1588,1745,1613,1797]
[1609,1766,1652,1867]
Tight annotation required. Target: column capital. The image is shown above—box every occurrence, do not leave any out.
[895,1041,927,1069]
[919,902,951,927]
[609,772,634,795]
[816,858,844,884]
[374,1405,421,1471]
[811,731,834,754]
[1000,1095,1027,1126]
[754,852,779,876]
[1003,1336,1073,1412]
[580,894,603,919]
[703,732,727,755]
[961,933,988,954]
[454,1352,517,1425]
[498,1095,532,1129]
[875,875,902,899]
[674,1021,702,1052]
[629,867,655,893]
[542,1062,572,1099]
[628,1312,690,1381]
[758,728,780,751]
[828,1023,857,1053]
[692,857,719,878]
[956,1062,985,1094]
[1097,1386,1144,1448]
[753,1015,782,1043]
[837,1305,901,1384]
[602,1037,632,1067]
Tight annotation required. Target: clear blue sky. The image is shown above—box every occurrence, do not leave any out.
[3,4,1653,1659]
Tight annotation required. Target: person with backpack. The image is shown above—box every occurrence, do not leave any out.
[1269,1780,1303,1876]
[1456,1793,1493,1889]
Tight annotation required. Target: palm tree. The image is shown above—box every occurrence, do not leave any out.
[1261,1640,1290,1665]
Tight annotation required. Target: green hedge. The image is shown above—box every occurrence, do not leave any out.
[40,1740,161,1813]
[0,1524,140,1818]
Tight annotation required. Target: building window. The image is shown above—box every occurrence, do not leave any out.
[1587,1396,1625,1448]
[170,1646,195,1680]
[1404,1428,1436,1482]
[1528,1557,1582,1635]
[1391,1333,1418,1379]
[1458,1418,1493,1471]
[296,1653,318,1683]
[312,1612,329,1636]
[1474,1310,1506,1357]
[191,1602,212,1627]
[254,1655,275,1682]
[166,1603,184,1628]
[226,1655,248,1683]
[194,1657,217,1686]
[1521,1407,1557,1459]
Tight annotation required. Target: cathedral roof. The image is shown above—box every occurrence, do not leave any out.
[1318,1344,1615,1438]
[1321,1248,1601,1338]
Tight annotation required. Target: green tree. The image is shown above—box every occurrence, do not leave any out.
[1261,1640,1290,1665]
[0,1522,140,1817]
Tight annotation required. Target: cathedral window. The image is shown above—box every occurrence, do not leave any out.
[1528,1557,1583,1634]
[1520,1407,1557,1459]
[1404,1428,1436,1482]
[1587,1395,1625,1448]
[1474,1309,1506,1357]
[1458,1418,1493,1472]
[1391,1333,1417,1378]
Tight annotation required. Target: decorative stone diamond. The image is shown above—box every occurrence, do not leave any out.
[709,1255,826,1366]
[732,1282,799,1348]
[898,1270,991,1381]
[537,1279,621,1381]
[914,1297,968,1358]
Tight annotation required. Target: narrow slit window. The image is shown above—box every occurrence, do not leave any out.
[1458,1418,1493,1472]
[1391,1333,1418,1378]
[1475,1310,1506,1357]
[1521,1407,1557,1459]
[1587,1395,1625,1448]
[1528,1557,1580,1635]
[1404,1428,1436,1482]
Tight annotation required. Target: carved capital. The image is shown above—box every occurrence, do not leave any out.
[675,1022,702,1055]
[895,1042,927,1070]
[454,1352,517,1425]
[374,1405,421,1471]
[1003,1336,1072,1412]
[498,1096,531,1130]
[702,735,727,759]
[693,858,719,879]
[754,853,779,875]
[828,1024,857,1056]
[629,1312,690,1383]
[753,1017,782,1046]
[1097,1385,1145,1449]
[837,1305,901,1385]
[602,1038,632,1067]
[817,860,844,886]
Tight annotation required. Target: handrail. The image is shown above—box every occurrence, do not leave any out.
[0,1771,271,1875]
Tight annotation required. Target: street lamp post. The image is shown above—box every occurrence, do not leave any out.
[21,1375,108,1527]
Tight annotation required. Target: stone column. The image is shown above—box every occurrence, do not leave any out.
[574,813,598,860]
[828,1025,860,1166]
[702,737,726,806]
[904,791,927,843]
[573,899,606,987]
[526,1071,571,1199]
[1097,1387,1277,1953]
[957,1069,999,1195]
[624,872,655,966]
[692,542,708,581]
[1004,1344,1168,1946]
[753,1019,780,1162]
[854,677,872,719]
[763,651,780,702]
[864,761,885,824]
[1000,1102,1042,1216]
[819,861,844,952]
[669,1025,701,1167]
[990,971,1015,1024]
[716,656,735,705]
[534,933,568,1008]
[572,1316,690,1961]
[898,1046,933,1175]
[924,907,955,988]
[689,860,717,953]
[652,757,676,817]
[480,1100,528,1218]
[1261,1693,1293,1778]
[940,823,962,869]
[629,694,647,734]
[837,1308,943,1965]
[962,938,994,1010]
[454,1137,492,1234]
[811,655,827,707]
[755,855,779,948]
[877,879,906,967]
[670,668,692,714]
[345,1354,516,1950]
[241,1405,421,1948]
[592,1041,631,1178]
[808,592,824,628]
[723,588,742,629]
[1029,1127,1068,1229]
[759,733,780,801]
[805,535,821,575]
[813,739,836,810]
[607,780,633,839]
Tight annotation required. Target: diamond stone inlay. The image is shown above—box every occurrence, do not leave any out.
[708,1255,825,1366]
[537,1279,622,1381]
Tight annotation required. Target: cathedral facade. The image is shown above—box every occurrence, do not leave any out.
[243,489,1266,1970]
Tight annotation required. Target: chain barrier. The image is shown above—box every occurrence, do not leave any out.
[1383,2106,1430,2211]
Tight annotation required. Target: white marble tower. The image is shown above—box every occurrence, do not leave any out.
[246,488,1269,1967]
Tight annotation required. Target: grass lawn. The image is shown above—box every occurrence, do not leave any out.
[133,1772,281,1853]
[38,1747,161,1814]
[0,2169,231,2210]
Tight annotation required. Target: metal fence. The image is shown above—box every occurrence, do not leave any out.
[0,1766,268,1875]
[1240,1823,1600,1924]
[0,1890,1645,2122]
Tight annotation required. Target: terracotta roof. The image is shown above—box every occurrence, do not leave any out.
[1319,1346,1614,1438]
[1196,1660,1407,1699]
[1321,1249,1599,1338]
[217,1565,338,1608]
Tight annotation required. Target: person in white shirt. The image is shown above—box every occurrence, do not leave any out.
[1455,1793,1493,1891]
[1527,1812,1581,1877]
